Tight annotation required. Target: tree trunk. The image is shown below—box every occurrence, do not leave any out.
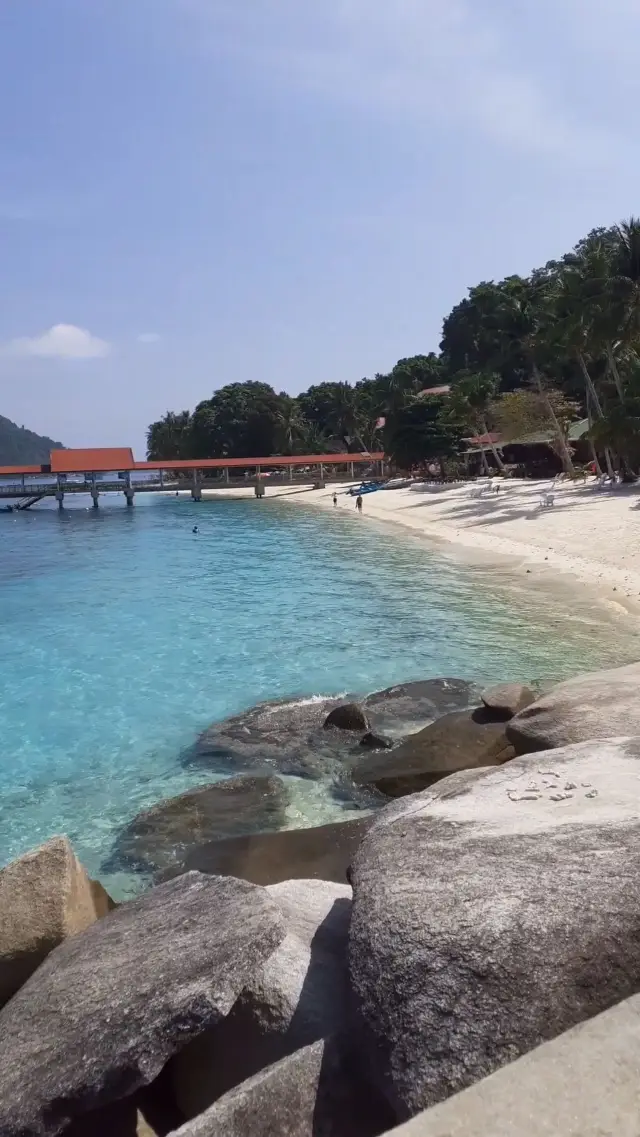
[481,416,506,472]
[577,352,604,418]
[578,353,615,478]
[479,443,491,476]
[531,363,575,476]
[585,387,603,477]
[606,342,625,404]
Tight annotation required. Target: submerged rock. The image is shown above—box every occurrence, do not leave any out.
[363,678,479,735]
[165,816,374,887]
[170,1036,393,1137]
[171,878,352,1116]
[480,682,535,720]
[190,680,479,786]
[507,662,640,753]
[0,872,286,1137]
[349,738,640,1119]
[352,709,515,798]
[192,696,351,780]
[360,732,393,750]
[106,775,289,875]
[0,836,113,1010]
[324,703,369,732]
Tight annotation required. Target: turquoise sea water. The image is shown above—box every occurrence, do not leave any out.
[0,491,637,893]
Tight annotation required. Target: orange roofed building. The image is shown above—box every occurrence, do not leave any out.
[50,448,135,474]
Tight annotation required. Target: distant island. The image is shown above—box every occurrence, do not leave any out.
[0,415,63,465]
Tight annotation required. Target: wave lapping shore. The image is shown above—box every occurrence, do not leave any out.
[2,660,640,1135]
[200,475,640,610]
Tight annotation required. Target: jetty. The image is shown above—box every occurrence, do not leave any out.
[0,447,386,509]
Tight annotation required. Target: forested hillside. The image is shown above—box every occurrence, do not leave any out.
[0,415,63,465]
[147,216,640,477]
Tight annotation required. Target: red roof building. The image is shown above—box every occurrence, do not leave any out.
[50,448,135,474]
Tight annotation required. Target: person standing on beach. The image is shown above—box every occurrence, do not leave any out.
[356,494,363,513]
[333,493,338,506]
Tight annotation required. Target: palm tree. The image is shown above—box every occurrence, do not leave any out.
[450,370,505,472]
[604,218,640,401]
[146,410,191,460]
[276,399,307,454]
[550,263,615,477]
[492,278,576,475]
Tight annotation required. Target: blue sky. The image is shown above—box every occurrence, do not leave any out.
[0,0,637,454]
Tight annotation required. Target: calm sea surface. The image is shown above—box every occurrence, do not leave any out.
[0,491,637,893]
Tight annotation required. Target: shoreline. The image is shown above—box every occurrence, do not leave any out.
[183,479,640,627]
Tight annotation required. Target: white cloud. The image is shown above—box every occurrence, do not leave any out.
[136,332,161,343]
[4,324,111,360]
[179,0,602,158]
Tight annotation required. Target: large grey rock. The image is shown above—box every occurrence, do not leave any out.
[193,696,356,780]
[0,836,112,1009]
[0,872,286,1137]
[389,994,640,1137]
[106,775,289,875]
[352,709,515,798]
[171,878,352,1117]
[168,816,373,886]
[192,680,478,782]
[169,1036,393,1137]
[480,682,535,720]
[363,679,479,736]
[324,703,369,732]
[507,662,640,754]
[349,738,640,1119]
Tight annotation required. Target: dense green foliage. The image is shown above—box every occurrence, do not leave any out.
[148,217,640,476]
[0,415,63,465]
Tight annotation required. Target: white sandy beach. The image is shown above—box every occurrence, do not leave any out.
[193,477,640,611]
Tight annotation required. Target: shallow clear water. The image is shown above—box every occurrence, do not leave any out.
[0,491,637,894]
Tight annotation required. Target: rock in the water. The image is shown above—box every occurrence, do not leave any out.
[480,682,535,721]
[324,703,369,732]
[507,662,640,753]
[171,879,352,1116]
[0,872,286,1137]
[352,709,515,798]
[191,681,478,781]
[106,775,289,875]
[193,696,351,779]
[169,1036,393,1137]
[360,732,393,750]
[348,738,640,1119]
[363,679,479,736]
[167,816,374,886]
[0,836,112,1009]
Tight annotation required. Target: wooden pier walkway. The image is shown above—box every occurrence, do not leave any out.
[0,447,386,509]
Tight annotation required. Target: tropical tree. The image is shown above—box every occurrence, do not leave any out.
[385,395,465,474]
[449,370,505,471]
[146,411,191,461]
[492,388,580,453]
[296,382,364,448]
[275,397,309,455]
[188,383,288,459]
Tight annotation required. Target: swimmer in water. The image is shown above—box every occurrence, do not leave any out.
[192,525,199,533]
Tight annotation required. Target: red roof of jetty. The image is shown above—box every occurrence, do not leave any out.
[0,464,42,475]
[0,449,384,477]
[137,453,384,470]
[50,448,135,473]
